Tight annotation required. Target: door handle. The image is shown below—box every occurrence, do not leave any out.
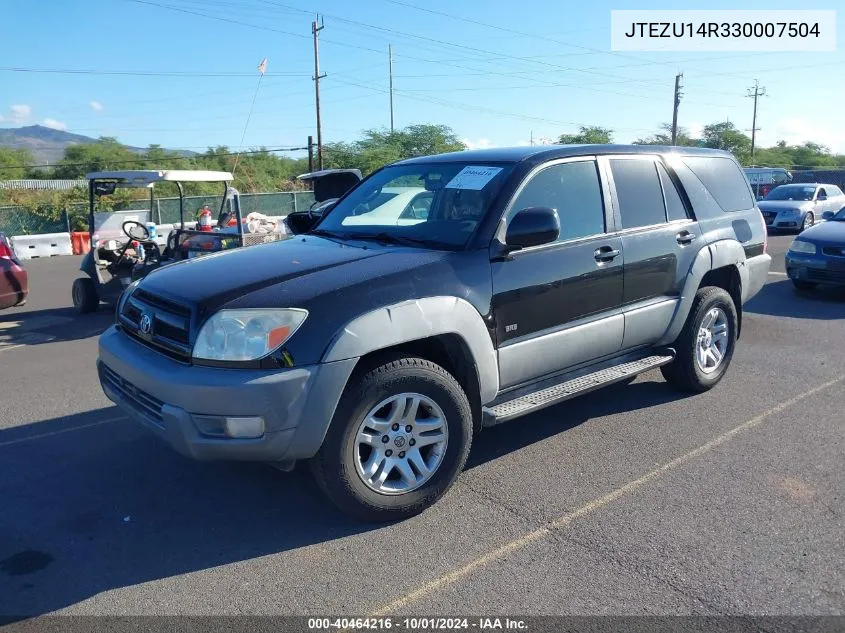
[676,231,695,245]
[594,246,620,262]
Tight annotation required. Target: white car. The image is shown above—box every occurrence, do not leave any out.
[341,187,433,227]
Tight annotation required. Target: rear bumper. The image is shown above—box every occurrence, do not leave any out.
[97,325,357,461]
[785,255,845,286]
[742,254,771,303]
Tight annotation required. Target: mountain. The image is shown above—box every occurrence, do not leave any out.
[0,125,194,166]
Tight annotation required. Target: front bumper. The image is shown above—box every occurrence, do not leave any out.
[97,325,357,461]
[761,212,804,229]
[785,254,845,286]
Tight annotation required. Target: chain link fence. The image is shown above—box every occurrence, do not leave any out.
[0,191,316,236]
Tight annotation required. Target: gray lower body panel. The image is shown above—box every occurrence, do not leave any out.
[97,325,357,461]
[742,254,772,303]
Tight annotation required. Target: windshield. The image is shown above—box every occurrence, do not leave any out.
[764,185,815,201]
[314,162,513,249]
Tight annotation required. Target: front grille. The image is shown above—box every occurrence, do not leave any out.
[807,268,845,283]
[119,289,193,362]
[822,246,845,257]
[101,364,164,426]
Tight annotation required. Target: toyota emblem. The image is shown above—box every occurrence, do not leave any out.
[393,436,406,448]
[139,314,153,335]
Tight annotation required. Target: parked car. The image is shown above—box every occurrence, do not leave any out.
[785,204,845,290]
[97,145,771,521]
[757,183,845,232]
[0,232,28,309]
[342,186,433,226]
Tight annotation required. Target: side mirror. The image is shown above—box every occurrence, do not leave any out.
[822,211,834,220]
[505,207,560,249]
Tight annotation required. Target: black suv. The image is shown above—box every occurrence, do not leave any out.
[97,145,771,521]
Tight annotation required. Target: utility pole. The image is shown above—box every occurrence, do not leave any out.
[530,130,534,146]
[388,44,395,132]
[746,79,767,165]
[307,135,314,173]
[312,14,326,170]
[670,72,683,146]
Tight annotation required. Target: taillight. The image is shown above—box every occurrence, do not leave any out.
[0,238,14,259]
[759,209,768,254]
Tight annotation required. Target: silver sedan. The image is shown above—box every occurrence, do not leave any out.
[758,183,845,232]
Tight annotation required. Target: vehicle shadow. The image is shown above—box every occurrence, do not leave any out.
[467,378,688,468]
[0,307,112,348]
[0,377,683,618]
[743,279,845,320]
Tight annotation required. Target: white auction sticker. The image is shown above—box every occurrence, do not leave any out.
[610,10,836,52]
[445,166,503,190]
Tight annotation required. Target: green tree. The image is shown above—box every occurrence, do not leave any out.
[633,123,698,147]
[558,126,613,144]
[324,124,466,174]
[700,122,752,163]
[0,147,36,179]
[52,137,139,179]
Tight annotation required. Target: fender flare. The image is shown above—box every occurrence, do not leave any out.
[322,296,499,403]
[657,240,747,346]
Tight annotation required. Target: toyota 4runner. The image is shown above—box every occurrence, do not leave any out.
[97,145,771,521]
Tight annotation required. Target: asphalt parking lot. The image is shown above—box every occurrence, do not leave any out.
[1,233,843,618]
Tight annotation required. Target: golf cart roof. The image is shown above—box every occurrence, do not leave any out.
[86,170,234,185]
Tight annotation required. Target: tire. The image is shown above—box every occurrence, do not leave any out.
[800,212,814,232]
[310,356,473,522]
[660,287,738,393]
[792,279,817,291]
[72,277,99,314]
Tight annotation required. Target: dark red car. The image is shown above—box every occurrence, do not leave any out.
[0,232,28,309]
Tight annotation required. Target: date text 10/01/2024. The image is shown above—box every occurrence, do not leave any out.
[307,618,528,630]
[624,22,821,38]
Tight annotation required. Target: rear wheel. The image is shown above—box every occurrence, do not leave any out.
[72,277,99,314]
[661,287,738,393]
[792,279,817,291]
[310,356,472,522]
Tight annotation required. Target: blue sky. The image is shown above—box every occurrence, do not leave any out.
[1,0,843,160]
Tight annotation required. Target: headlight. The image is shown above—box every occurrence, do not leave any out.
[116,279,141,318]
[789,240,816,255]
[193,309,308,362]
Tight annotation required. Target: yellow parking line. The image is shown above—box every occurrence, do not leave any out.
[0,417,125,448]
[369,376,844,616]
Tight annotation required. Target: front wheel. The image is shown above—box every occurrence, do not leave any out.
[661,287,738,393]
[310,356,472,522]
[72,277,99,314]
[792,279,817,291]
[801,212,815,232]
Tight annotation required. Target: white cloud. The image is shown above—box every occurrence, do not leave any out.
[7,104,32,123]
[687,121,704,140]
[462,137,496,150]
[757,117,845,154]
[42,118,68,131]
[89,100,104,112]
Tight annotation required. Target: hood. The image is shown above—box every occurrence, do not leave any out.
[139,235,394,310]
[757,200,813,212]
[799,219,845,243]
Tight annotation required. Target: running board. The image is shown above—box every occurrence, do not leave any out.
[484,353,675,425]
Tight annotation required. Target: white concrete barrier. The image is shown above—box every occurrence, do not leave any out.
[11,232,73,260]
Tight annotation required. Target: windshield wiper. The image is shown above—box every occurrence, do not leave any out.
[347,232,446,249]
[309,228,350,241]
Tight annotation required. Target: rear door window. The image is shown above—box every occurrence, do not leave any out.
[609,158,666,229]
[657,162,689,222]
[681,156,755,212]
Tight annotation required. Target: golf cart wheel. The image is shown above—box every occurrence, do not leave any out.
[310,355,472,522]
[72,277,99,314]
